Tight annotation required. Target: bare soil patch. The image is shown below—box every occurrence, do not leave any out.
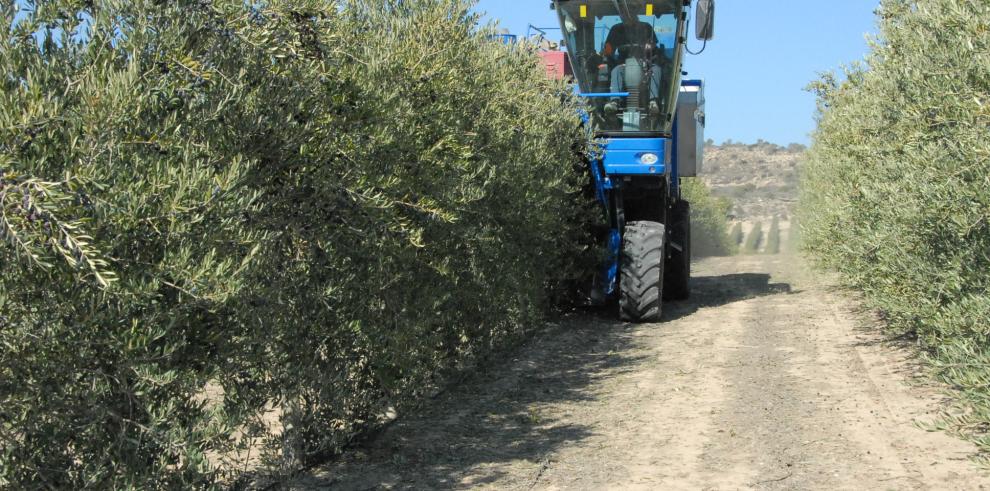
[293,254,990,490]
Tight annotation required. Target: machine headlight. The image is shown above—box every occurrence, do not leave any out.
[640,153,659,165]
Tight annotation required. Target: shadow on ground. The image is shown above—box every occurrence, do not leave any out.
[292,271,795,490]
[663,272,796,322]
[293,314,645,490]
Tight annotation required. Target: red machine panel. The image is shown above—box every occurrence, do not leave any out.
[539,51,572,80]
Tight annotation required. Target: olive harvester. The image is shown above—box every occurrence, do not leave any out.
[545,0,714,322]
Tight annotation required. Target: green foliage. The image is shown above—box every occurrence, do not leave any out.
[800,0,990,454]
[680,178,732,257]
[765,216,780,255]
[728,222,744,249]
[787,216,801,252]
[741,221,763,254]
[0,0,591,486]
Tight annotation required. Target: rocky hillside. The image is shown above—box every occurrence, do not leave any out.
[699,140,805,252]
[701,140,804,220]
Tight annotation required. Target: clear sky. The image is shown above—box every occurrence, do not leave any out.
[474,1,880,145]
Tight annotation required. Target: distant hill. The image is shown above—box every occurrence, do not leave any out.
[699,140,805,252]
[701,140,804,221]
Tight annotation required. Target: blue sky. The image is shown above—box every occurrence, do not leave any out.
[474,1,880,145]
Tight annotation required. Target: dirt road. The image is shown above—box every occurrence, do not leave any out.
[295,254,990,490]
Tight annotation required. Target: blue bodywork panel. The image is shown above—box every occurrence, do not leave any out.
[602,137,668,176]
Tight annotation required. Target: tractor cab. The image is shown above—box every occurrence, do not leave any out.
[554,0,687,134]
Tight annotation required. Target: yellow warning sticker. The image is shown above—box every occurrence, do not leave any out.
[646,3,654,16]
[580,5,587,17]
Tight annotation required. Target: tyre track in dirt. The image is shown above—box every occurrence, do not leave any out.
[294,254,990,490]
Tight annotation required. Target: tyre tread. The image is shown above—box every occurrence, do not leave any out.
[620,221,665,322]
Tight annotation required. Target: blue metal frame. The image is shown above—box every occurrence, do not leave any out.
[578,92,630,99]
[526,25,558,38]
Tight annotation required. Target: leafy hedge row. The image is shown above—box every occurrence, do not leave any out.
[800,0,990,451]
[0,0,592,487]
[680,178,732,257]
[765,217,780,255]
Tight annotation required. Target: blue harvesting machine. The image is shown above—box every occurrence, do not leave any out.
[548,0,715,322]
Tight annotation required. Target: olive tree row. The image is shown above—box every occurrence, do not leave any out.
[0,0,592,486]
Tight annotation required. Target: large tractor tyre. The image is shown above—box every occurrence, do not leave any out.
[665,200,691,301]
[620,221,665,322]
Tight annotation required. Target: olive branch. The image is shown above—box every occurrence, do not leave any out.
[0,174,116,288]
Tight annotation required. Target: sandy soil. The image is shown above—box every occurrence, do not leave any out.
[292,254,990,490]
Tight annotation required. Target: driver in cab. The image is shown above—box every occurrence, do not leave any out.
[602,9,664,116]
